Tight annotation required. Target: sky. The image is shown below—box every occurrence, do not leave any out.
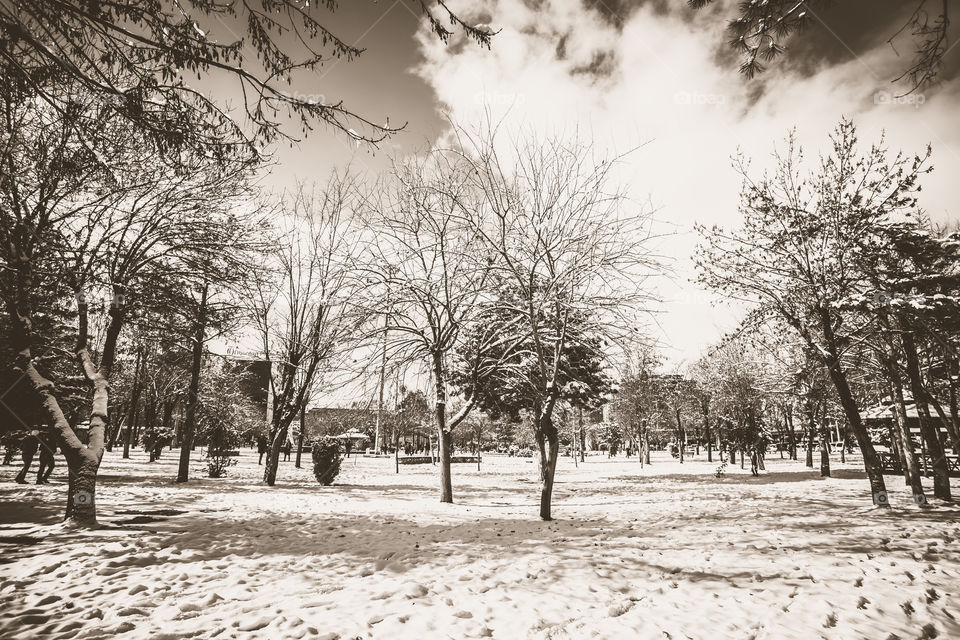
[208,0,960,401]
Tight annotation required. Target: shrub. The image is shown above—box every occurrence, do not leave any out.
[206,454,236,478]
[311,437,343,485]
[205,422,238,478]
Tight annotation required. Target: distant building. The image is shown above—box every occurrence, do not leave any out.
[861,398,954,447]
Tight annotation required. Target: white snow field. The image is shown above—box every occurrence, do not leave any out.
[1,449,959,640]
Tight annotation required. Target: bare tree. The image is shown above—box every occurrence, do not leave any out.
[250,177,364,486]
[358,151,497,503]
[455,126,658,520]
[613,345,664,467]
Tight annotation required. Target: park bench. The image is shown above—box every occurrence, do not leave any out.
[877,451,960,477]
[877,452,902,475]
[398,455,481,465]
[205,449,240,457]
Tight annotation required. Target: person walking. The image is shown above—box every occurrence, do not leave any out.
[14,431,39,484]
[282,439,292,462]
[257,435,268,465]
[35,428,56,484]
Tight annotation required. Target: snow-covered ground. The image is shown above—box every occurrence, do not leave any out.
[1,448,959,640]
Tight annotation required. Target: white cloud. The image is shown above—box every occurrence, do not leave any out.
[413,0,960,367]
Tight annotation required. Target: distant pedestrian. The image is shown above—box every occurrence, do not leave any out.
[282,440,292,462]
[257,435,268,465]
[152,430,168,462]
[3,433,19,465]
[35,428,56,484]
[144,429,157,462]
[14,432,39,484]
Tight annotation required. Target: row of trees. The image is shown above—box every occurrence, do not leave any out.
[9,114,954,522]
[610,332,842,475]
[0,0,493,528]
[2,97,657,525]
[695,120,959,507]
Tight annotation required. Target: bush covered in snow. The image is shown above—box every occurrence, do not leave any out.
[311,437,343,485]
[206,453,237,478]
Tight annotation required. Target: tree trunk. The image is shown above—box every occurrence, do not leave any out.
[819,421,831,477]
[902,327,951,501]
[122,402,137,459]
[62,446,101,526]
[69,294,122,526]
[121,345,145,459]
[949,354,960,455]
[395,427,400,474]
[537,410,560,521]
[636,421,643,468]
[580,422,587,462]
[161,400,174,437]
[176,282,207,484]
[643,426,651,465]
[824,356,889,507]
[106,401,125,453]
[295,406,306,469]
[263,422,288,486]
[675,407,684,464]
[438,425,453,502]
[813,308,887,504]
[703,404,712,463]
[786,405,797,460]
[578,406,586,463]
[432,351,453,503]
[122,412,134,459]
[890,378,926,504]
[805,400,828,476]
[23,358,103,527]
[927,394,959,457]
